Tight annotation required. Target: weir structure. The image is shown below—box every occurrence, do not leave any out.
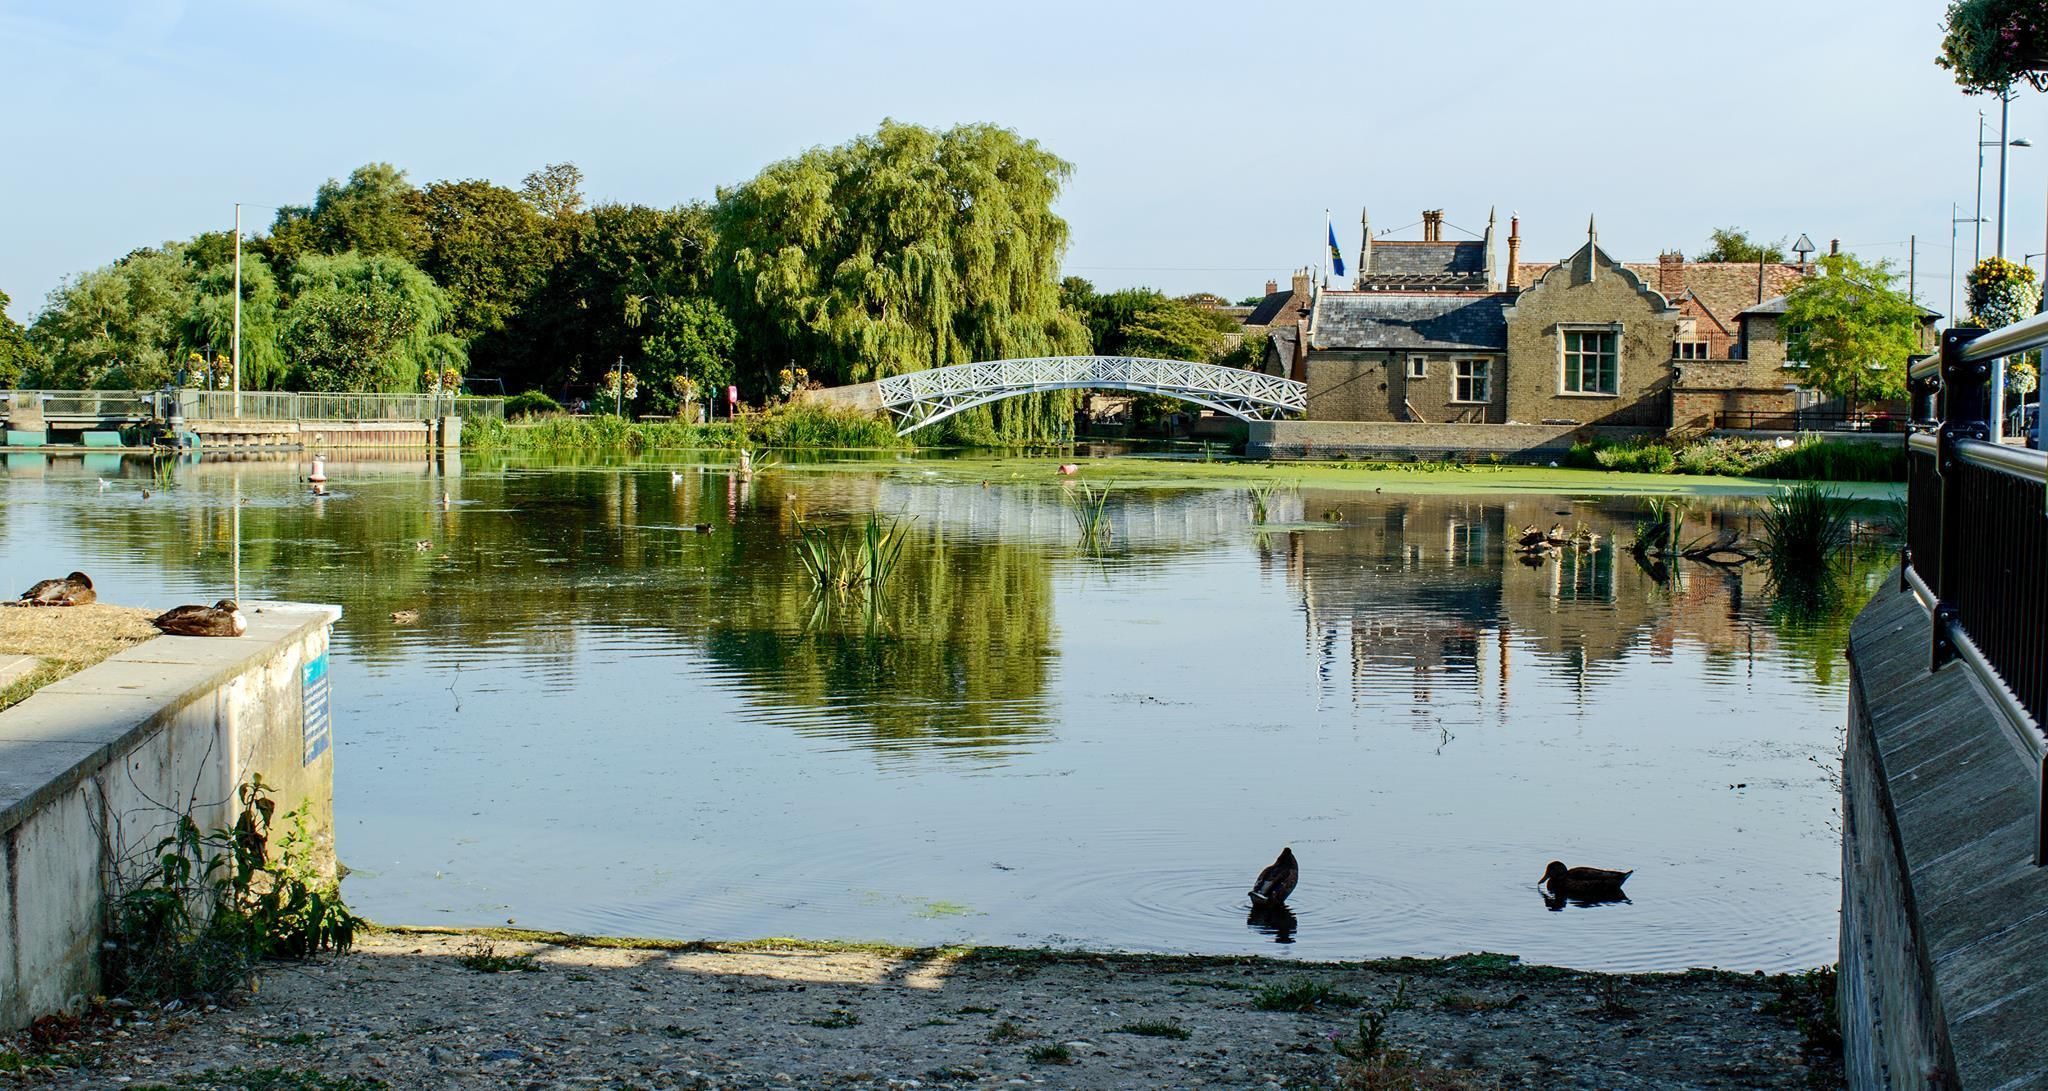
[1840,315,2048,1089]
[871,356,1307,435]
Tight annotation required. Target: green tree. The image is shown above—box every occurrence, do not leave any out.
[182,232,288,390]
[265,163,425,278]
[1117,296,1236,361]
[712,119,1087,392]
[1939,0,2048,93]
[1781,252,1921,413]
[637,297,737,411]
[520,162,586,220]
[1698,227,1787,264]
[413,178,557,344]
[0,290,42,387]
[281,252,457,391]
[29,245,196,388]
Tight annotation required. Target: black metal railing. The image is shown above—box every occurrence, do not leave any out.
[1714,409,1907,432]
[1902,321,2048,863]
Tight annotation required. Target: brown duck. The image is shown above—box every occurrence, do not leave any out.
[1540,861,1632,897]
[13,572,95,607]
[152,599,246,638]
[1249,847,1299,906]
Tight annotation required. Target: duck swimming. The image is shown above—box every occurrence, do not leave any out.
[13,572,95,607]
[1249,847,1299,906]
[151,600,246,638]
[1540,861,1632,897]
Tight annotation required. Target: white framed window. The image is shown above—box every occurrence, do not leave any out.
[1407,355,1427,379]
[1561,328,1619,395]
[1453,359,1490,403]
[1675,340,1710,361]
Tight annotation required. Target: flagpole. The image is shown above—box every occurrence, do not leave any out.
[1323,209,1332,289]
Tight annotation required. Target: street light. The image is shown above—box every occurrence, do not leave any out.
[1955,203,1988,325]
[1975,97,2031,268]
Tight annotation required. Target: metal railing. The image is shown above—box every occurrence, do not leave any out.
[1714,409,1908,433]
[1,390,505,423]
[1902,319,2048,863]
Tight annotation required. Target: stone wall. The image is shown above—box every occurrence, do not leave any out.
[0,603,340,1030]
[1246,419,1654,461]
[1302,352,1504,424]
[793,382,884,413]
[1840,581,2048,1090]
[1501,245,1678,428]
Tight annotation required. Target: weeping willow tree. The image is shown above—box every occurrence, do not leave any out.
[713,120,1088,444]
[282,252,461,392]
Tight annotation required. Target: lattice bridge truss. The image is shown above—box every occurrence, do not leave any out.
[874,356,1307,435]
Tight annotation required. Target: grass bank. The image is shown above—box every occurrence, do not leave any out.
[1564,435,1903,482]
[0,603,157,712]
[465,402,905,453]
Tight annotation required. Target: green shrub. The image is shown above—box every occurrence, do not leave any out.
[504,390,562,418]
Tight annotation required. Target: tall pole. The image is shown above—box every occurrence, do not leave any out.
[1952,203,1962,325]
[1999,88,2014,259]
[232,203,242,418]
[1909,234,1917,309]
[1977,110,1987,269]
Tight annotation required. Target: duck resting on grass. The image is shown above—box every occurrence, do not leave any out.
[1540,860,1632,897]
[1249,847,1299,906]
[12,572,95,607]
[152,599,246,638]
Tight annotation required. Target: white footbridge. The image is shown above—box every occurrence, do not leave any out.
[869,356,1307,435]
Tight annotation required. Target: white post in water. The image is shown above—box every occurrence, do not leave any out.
[232,202,243,419]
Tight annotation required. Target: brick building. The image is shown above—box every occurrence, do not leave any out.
[1262,209,1937,431]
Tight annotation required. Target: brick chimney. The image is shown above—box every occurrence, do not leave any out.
[1265,278,1278,295]
[1505,215,1522,291]
[1291,268,1312,297]
[1421,209,1442,242]
[1658,251,1685,298]
[1829,238,1840,256]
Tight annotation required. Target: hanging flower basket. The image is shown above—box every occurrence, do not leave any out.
[1941,0,2048,93]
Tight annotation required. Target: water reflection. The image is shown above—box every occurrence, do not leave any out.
[1247,901,1298,944]
[0,452,1890,971]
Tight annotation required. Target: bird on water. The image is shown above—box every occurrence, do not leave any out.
[151,600,246,638]
[1539,861,1632,897]
[1249,847,1299,906]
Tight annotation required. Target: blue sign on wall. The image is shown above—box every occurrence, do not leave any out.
[302,651,331,765]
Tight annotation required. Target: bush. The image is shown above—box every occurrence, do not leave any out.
[464,402,904,452]
[505,390,562,418]
[1562,435,1904,482]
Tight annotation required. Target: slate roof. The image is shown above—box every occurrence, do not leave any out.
[1368,241,1487,280]
[1313,292,1508,352]
[1739,292,1942,320]
[1244,288,1306,326]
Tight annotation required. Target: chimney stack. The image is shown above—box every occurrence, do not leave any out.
[1505,215,1522,291]
[1291,268,1312,297]
[1658,250,1685,297]
[1829,238,1840,256]
[1265,278,1278,295]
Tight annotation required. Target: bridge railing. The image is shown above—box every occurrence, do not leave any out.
[1903,319,2048,863]
[1,390,506,423]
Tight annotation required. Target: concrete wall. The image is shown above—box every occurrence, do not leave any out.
[1502,244,1678,427]
[793,383,884,413]
[0,603,339,1030]
[1840,581,2048,1090]
[1246,419,1656,461]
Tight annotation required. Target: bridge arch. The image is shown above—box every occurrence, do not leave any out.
[873,356,1307,435]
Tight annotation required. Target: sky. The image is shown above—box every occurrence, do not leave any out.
[0,0,2030,325]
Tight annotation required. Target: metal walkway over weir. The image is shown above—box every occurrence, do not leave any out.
[873,356,1307,435]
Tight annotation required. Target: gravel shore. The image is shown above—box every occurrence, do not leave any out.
[8,928,1837,1090]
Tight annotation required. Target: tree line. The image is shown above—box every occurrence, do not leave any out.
[0,121,1262,419]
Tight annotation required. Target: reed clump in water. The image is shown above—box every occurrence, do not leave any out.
[794,515,909,596]
[1758,483,1854,585]
[1065,482,1113,548]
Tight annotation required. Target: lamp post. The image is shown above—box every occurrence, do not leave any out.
[1955,204,1987,326]
[1976,100,2032,268]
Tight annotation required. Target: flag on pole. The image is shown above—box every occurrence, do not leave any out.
[1327,215,1346,279]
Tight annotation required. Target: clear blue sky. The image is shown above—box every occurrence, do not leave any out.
[0,0,2023,324]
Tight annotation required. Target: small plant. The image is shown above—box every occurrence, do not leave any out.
[1763,966,1844,1079]
[1333,979,1411,1062]
[1247,479,1293,525]
[1064,481,1114,548]
[1111,1019,1190,1039]
[988,1019,1031,1043]
[808,1009,861,1028]
[455,937,542,973]
[1026,1042,1073,1064]
[955,1004,998,1015]
[103,777,356,1005]
[1759,483,1855,584]
[1252,977,1359,1012]
[794,515,910,597]
[1592,976,1637,1018]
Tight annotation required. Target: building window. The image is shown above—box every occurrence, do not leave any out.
[1675,340,1710,361]
[1561,329,1619,395]
[1454,359,1490,403]
[1407,355,1427,379]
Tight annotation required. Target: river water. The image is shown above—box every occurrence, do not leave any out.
[0,449,1882,971]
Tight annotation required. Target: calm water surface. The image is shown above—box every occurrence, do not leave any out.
[0,450,1873,971]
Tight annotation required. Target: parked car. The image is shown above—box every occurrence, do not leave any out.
[2009,402,2040,449]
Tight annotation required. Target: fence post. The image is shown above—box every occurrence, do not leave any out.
[1933,327,1990,671]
